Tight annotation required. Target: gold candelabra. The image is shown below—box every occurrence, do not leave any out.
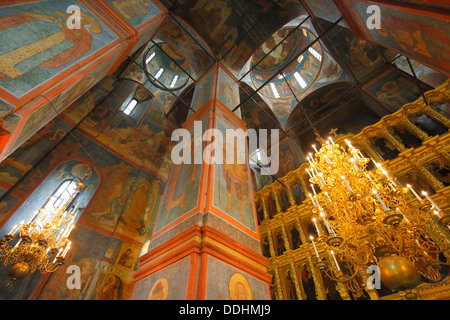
[306,136,450,297]
[0,181,84,282]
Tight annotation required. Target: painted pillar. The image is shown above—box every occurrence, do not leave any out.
[133,63,271,300]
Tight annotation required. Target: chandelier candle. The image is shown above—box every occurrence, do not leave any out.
[421,191,441,212]
[372,189,389,212]
[407,184,422,201]
[310,236,320,259]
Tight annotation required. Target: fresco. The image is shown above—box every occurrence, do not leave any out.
[303,0,346,26]
[153,119,206,233]
[156,16,215,78]
[204,256,269,300]
[84,164,165,246]
[133,256,191,300]
[170,0,304,75]
[7,45,124,159]
[79,89,176,180]
[35,226,137,300]
[273,139,300,178]
[0,118,72,187]
[106,0,161,27]
[213,118,256,232]
[191,70,215,110]
[366,70,428,111]
[0,0,118,98]
[250,27,323,100]
[314,18,390,81]
[217,68,239,112]
[350,1,450,75]
[393,55,448,88]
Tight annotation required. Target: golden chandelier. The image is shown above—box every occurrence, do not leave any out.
[0,180,84,282]
[306,137,450,298]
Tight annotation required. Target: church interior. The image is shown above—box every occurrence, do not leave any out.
[0,0,449,301]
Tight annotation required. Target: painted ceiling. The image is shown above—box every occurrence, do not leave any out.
[130,0,445,144]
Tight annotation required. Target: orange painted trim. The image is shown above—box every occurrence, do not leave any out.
[201,242,272,283]
[72,129,169,182]
[135,225,203,280]
[357,0,450,19]
[0,40,129,159]
[336,0,450,76]
[0,0,130,107]
[202,225,268,269]
[186,251,200,300]
[134,224,271,300]
[29,272,51,300]
[333,0,371,40]
[140,225,202,266]
[195,250,209,300]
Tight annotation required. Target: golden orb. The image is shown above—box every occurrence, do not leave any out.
[378,255,421,291]
[8,262,30,280]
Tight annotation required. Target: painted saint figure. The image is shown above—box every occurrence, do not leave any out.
[0,7,101,81]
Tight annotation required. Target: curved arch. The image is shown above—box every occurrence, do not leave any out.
[0,159,100,239]
[239,82,283,133]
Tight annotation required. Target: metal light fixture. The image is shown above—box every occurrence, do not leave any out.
[306,136,450,298]
[0,179,85,283]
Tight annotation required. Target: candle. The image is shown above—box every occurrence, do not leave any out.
[308,193,317,207]
[310,236,320,258]
[350,158,360,171]
[8,224,19,237]
[306,168,313,178]
[307,156,313,166]
[329,137,335,145]
[407,184,422,201]
[312,217,320,236]
[341,176,354,193]
[324,154,332,164]
[312,145,319,153]
[62,242,71,258]
[345,139,353,149]
[330,250,341,272]
[320,212,332,234]
[422,191,441,211]
[373,189,389,212]
[381,169,398,188]
[311,184,317,195]
[318,173,326,185]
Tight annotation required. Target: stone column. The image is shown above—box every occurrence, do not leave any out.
[133,63,271,300]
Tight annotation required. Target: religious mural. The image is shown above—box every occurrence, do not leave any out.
[349,0,450,75]
[366,70,429,111]
[106,0,161,27]
[213,118,256,232]
[217,68,240,112]
[313,17,391,81]
[155,16,215,78]
[35,226,138,300]
[204,256,269,300]
[153,119,206,234]
[191,70,215,111]
[0,0,118,98]
[133,256,191,300]
[169,0,305,76]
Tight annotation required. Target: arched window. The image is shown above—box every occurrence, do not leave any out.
[0,160,99,239]
[122,98,138,116]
